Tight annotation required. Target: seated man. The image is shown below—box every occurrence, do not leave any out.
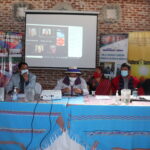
[6,62,36,94]
[111,62,143,95]
[54,67,89,96]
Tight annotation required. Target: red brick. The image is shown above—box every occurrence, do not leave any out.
[0,0,150,89]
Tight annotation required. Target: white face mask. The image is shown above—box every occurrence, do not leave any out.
[21,69,29,75]
[69,77,77,83]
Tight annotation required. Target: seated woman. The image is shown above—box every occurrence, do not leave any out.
[95,67,111,95]
[87,67,101,94]
[87,66,111,95]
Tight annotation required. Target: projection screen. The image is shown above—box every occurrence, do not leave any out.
[25,10,98,68]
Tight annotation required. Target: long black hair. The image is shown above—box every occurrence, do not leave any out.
[97,66,105,79]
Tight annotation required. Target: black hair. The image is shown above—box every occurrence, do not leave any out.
[96,66,105,79]
[97,66,104,73]
[18,62,28,69]
[121,63,131,70]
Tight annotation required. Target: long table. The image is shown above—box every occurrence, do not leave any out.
[0,96,150,150]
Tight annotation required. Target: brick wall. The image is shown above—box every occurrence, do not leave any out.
[0,0,150,89]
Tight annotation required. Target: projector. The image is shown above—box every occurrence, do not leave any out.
[40,90,62,100]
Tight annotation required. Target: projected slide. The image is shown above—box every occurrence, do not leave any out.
[26,24,83,59]
[25,12,97,68]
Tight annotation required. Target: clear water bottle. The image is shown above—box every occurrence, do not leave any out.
[25,87,35,101]
[12,87,18,101]
[115,90,120,104]
[132,88,138,98]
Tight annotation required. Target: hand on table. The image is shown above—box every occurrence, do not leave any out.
[73,88,83,94]
[62,87,70,94]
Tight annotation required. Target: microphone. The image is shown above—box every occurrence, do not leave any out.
[69,78,75,96]
[50,94,54,100]
[71,85,73,96]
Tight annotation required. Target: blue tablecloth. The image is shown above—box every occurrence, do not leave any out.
[0,97,150,150]
[68,105,150,150]
[0,101,66,150]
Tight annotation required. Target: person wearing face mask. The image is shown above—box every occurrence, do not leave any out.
[6,62,36,94]
[54,67,89,96]
[111,62,143,95]
[87,67,102,94]
[87,66,112,95]
[95,67,112,95]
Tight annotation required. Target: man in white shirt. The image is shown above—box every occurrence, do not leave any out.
[54,67,89,96]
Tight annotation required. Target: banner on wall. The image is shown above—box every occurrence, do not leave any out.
[0,31,23,87]
[128,31,150,61]
[99,34,128,79]
[128,31,150,79]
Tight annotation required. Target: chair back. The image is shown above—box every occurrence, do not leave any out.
[35,82,42,95]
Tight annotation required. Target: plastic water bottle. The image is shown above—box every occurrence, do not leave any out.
[115,90,120,104]
[12,87,18,101]
[25,87,35,101]
[132,88,138,99]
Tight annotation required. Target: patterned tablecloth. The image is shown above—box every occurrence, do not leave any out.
[0,96,150,150]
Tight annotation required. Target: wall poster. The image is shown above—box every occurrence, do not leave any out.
[99,34,128,79]
[0,31,23,87]
[128,31,150,80]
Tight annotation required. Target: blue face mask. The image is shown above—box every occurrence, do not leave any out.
[121,70,128,77]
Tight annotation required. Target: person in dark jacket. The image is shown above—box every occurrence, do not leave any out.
[112,62,143,95]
